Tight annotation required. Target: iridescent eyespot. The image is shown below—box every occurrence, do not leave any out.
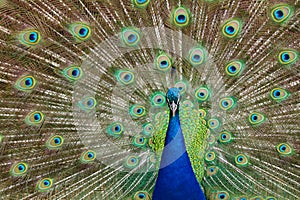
[25,111,44,126]
[78,96,97,111]
[252,196,263,200]
[18,29,41,46]
[182,100,194,108]
[208,118,221,130]
[219,97,236,110]
[62,66,83,81]
[15,75,37,91]
[225,60,244,77]
[115,70,135,85]
[219,131,233,143]
[248,112,266,125]
[69,23,91,41]
[36,178,53,192]
[10,162,28,177]
[276,143,293,156]
[149,153,157,164]
[133,191,151,200]
[142,122,153,137]
[175,81,188,94]
[235,154,249,166]
[266,197,276,200]
[237,196,248,200]
[151,92,166,107]
[132,0,150,8]
[222,19,242,38]
[106,122,124,138]
[46,135,64,150]
[205,151,216,162]
[206,166,218,176]
[172,6,191,28]
[199,109,207,118]
[124,155,140,169]
[80,150,96,163]
[270,87,290,102]
[271,5,293,23]
[133,135,147,148]
[155,52,172,72]
[188,46,206,67]
[195,86,210,102]
[278,50,298,65]
[129,104,146,119]
[121,28,140,46]
[215,191,230,200]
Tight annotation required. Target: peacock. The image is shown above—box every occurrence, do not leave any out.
[0,0,299,199]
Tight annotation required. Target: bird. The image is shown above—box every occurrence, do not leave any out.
[0,0,299,199]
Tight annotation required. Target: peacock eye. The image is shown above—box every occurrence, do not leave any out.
[62,66,83,81]
[276,143,293,156]
[222,19,242,38]
[155,53,172,72]
[235,154,249,166]
[248,112,266,125]
[25,111,44,126]
[225,60,244,77]
[188,46,206,67]
[133,191,151,200]
[46,135,64,150]
[69,23,91,41]
[115,70,135,85]
[270,87,290,102]
[219,97,236,110]
[80,150,96,163]
[121,28,140,46]
[106,122,124,138]
[151,92,166,107]
[195,86,210,102]
[10,162,29,177]
[78,96,97,111]
[129,104,146,118]
[271,5,293,23]
[132,0,150,8]
[133,135,147,148]
[36,178,53,192]
[15,75,37,91]
[18,29,41,46]
[208,118,221,130]
[172,6,190,28]
[278,50,298,65]
[124,155,140,169]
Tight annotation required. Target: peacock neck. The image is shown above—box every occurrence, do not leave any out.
[152,108,206,200]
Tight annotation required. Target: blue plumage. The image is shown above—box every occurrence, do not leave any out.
[153,88,206,200]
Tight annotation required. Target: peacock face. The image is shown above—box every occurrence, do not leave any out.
[166,88,181,116]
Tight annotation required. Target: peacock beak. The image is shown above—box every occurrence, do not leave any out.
[170,101,178,117]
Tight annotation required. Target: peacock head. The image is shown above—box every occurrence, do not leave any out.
[166,88,181,117]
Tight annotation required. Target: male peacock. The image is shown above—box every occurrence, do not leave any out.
[0,0,299,199]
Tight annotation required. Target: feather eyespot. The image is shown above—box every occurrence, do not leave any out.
[129,104,146,119]
[46,135,64,150]
[248,112,266,125]
[133,135,147,148]
[124,155,140,169]
[25,111,44,126]
[36,178,53,192]
[208,118,221,130]
[133,191,151,200]
[270,87,290,102]
[121,28,140,46]
[271,5,293,23]
[106,122,124,138]
[155,53,172,72]
[69,23,91,41]
[151,92,166,107]
[132,0,150,8]
[80,150,96,163]
[142,122,153,137]
[205,151,216,162]
[78,96,97,111]
[195,86,210,102]
[276,143,293,156]
[10,162,29,177]
[15,75,37,91]
[172,6,191,28]
[206,166,218,176]
[219,97,236,110]
[62,66,83,81]
[235,154,249,166]
[278,50,298,65]
[222,19,242,38]
[115,70,135,85]
[188,46,206,67]
[18,29,41,46]
[225,60,244,77]
[215,191,230,200]
[219,131,233,143]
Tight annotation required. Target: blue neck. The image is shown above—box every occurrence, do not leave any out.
[152,110,206,200]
